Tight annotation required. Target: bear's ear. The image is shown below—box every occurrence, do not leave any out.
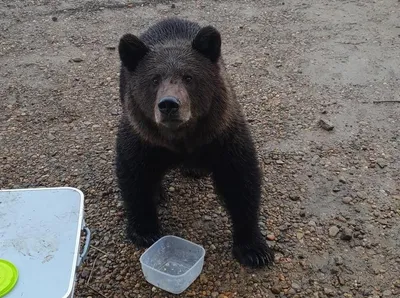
[118,33,149,71]
[192,26,221,63]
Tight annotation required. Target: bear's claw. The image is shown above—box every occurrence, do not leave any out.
[233,240,275,269]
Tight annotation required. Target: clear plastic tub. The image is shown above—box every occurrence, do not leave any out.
[139,235,205,294]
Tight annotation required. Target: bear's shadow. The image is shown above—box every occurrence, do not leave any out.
[158,169,231,246]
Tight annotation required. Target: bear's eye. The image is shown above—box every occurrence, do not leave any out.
[152,76,160,86]
[183,75,193,83]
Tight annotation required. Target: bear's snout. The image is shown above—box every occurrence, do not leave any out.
[158,96,180,116]
[154,81,191,129]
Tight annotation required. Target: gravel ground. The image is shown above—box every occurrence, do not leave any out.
[1,0,400,297]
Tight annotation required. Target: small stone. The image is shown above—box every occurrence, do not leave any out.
[106,45,116,50]
[357,191,367,199]
[288,289,296,295]
[267,234,276,241]
[333,186,341,192]
[324,287,335,296]
[199,274,208,284]
[308,220,316,227]
[168,186,175,192]
[340,228,353,241]
[339,177,347,184]
[51,16,58,22]
[297,231,304,240]
[212,292,219,298]
[299,210,306,217]
[276,160,284,165]
[152,287,157,292]
[376,158,387,168]
[329,226,340,237]
[318,119,334,131]
[289,194,300,201]
[334,256,343,265]
[291,282,301,290]
[383,290,392,296]
[394,280,400,288]
[342,197,352,204]
[203,215,212,221]
[71,57,83,63]
[171,3,176,8]
[271,285,281,294]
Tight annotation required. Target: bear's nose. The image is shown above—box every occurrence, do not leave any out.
[158,96,180,115]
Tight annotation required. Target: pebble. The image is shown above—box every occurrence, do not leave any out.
[288,288,296,295]
[71,57,83,63]
[267,234,276,241]
[297,232,304,240]
[200,274,208,284]
[318,119,334,131]
[308,220,316,227]
[51,16,57,22]
[203,215,212,221]
[342,197,352,204]
[376,158,387,168]
[334,256,343,265]
[382,290,392,296]
[271,285,281,294]
[291,282,301,290]
[289,194,300,201]
[340,228,353,241]
[324,287,335,296]
[329,226,340,237]
[276,160,284,165]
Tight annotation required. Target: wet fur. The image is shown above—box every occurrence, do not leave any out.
[115,18,274,268]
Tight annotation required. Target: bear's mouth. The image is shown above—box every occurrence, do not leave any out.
[159,119,184,130]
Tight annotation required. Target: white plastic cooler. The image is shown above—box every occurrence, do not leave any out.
[0,187,91,298]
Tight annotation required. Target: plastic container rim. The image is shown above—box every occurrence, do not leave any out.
[139,235,206,278]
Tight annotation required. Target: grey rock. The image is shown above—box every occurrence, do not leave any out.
[318,119,334,131]
[342,196,352,204]
[340,228,353,241]
[329,226,340,237]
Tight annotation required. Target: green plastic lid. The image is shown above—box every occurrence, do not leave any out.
[0,259,18,297]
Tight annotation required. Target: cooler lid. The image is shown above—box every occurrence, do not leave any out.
[0,187,84,298]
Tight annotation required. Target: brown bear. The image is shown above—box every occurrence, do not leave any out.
[115,17,274,268]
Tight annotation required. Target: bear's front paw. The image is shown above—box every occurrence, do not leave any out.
[233,239,275,268]
[126,227,161,248]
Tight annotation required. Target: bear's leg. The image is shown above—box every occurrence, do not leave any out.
[116,160,164,247]
[116,134,171,247]
[211,132,274,268]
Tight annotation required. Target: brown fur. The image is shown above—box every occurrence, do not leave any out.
[115,17,274,268]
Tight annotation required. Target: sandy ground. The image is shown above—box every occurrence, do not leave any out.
[1,0,400,297]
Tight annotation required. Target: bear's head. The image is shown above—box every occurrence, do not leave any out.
[118,25,225,139]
